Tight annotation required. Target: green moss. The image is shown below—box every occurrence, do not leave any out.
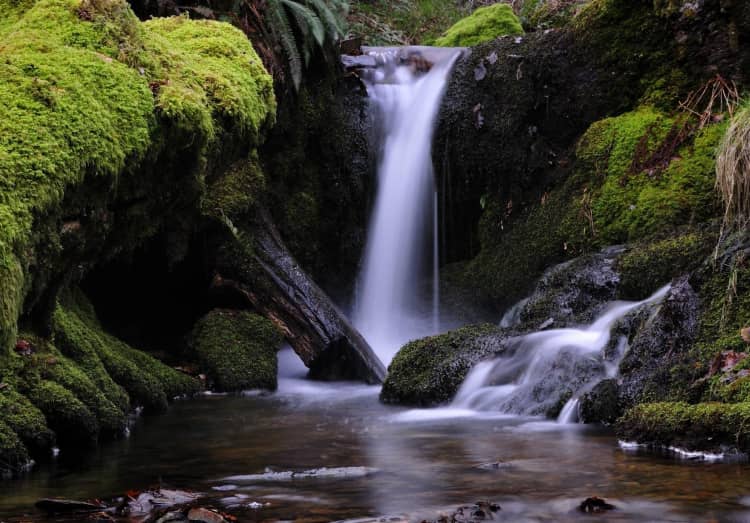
[0,0,275,356]
[433,3,523,47]
[617,229,715,299]
[0,420,29,477]
[616,401,750,453]
[25,380,99,447]
[203,154,265,221]
[381,324,503,406]
[0,388,54,453]
[188,309,282,392]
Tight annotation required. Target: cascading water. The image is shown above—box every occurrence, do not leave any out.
[354,47,462,366]
[450,285,671,421]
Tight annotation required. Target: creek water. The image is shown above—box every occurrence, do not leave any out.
[3,350,750,522]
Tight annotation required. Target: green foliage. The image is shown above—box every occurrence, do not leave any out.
[348,0,468,46]
[716,102,750,231]
[617,401,750,453]
[433,3,523,47]
[517,0,587,30]
[381,324,502,406]
[189,309,282,392]
[0,0,275,357]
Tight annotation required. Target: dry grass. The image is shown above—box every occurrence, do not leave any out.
[716,104,750,231]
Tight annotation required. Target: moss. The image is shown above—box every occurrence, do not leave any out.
[616,401,750,453]
[0,420,29,478]
[0,388,54,454]
[518,0,587,30]
[25,380,99,447]
[433,3,523,47]
[381,324,504,406]
[203,154,265,221]
[0,0,275,356]
[617,229,715,299]
[188,309,282,392]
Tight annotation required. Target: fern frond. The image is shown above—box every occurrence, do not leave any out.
[304,0,344,39]
[281,0,325,47]
[267,0,304,89]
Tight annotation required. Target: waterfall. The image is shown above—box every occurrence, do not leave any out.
[354,47,462,367]
[451,285,671,421]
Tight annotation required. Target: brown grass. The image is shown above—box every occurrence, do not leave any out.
[716,104,750,231]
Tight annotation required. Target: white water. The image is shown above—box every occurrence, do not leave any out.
[452,285,670,421]
[354,48,462,367]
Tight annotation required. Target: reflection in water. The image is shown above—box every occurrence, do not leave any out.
[2,364,750,522]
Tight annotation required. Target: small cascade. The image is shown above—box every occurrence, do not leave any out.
[452,285,671,420]
[354,47,463,367]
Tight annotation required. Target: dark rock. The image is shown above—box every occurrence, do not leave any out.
[618,276,700,408]
[579,496,615,513]
[510,246,624,331]
[579,379,622,425]
[341,54,377,69]
[35,498,103,514]
[340,37,363,56]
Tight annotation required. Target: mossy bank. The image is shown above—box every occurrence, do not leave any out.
[0,0,277,476]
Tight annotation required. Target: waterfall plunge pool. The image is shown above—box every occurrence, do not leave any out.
[3,368,750,522]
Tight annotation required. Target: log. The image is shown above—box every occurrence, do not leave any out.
[210,208,386,384]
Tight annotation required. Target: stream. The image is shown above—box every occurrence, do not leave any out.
[2,349,750,522]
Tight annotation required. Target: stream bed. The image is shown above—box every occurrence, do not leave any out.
[2,369,750,522]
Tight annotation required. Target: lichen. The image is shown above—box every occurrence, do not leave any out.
[433,3,523,48]
[188,309,283,392]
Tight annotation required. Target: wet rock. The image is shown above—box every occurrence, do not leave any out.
[618,276,700,408]
[579,379,622,425]
[427,501,501,522]
[35,498,103,514]
[124,489,199,518]
[579,496,615,513]
[341,55,377,69]
[187,507,228,523]
[512,246,624,331]
[474,461,512,471]
[222,466,379,482]
[156,511,189,523]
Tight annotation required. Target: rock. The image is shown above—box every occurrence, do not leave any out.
[156,511,188,523]
[187,507,228,523]
[35,498,103,514]
[579,379,622,425]
[579,497,615,513]
[341,54,377,69]
[618,276,700,409]
[187,309,282,392]
[511,246,624,331]
[381,324,508,406]
[340,37,362,56]
[428,501,501,522]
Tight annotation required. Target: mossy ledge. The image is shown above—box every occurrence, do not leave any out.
[0,0,275,476]
[616,402,750,455]
[433,3,523,48]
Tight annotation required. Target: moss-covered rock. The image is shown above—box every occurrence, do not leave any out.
[0,389,54,454]
[616,401,750,454]
[24,380,99,448]
[433,3,523,47]
[616,229,715,300]
[0,0,275,357]
[188,309,282,392]
[0,420,30,478]
[381,324,506,406]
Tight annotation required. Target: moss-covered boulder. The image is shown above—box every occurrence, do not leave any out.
[24,380,99,448]
[0,420,30,478]
[616,401,750,454]
[381,324,507,406]
[434,3,523,47]
[188,309,283,392]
